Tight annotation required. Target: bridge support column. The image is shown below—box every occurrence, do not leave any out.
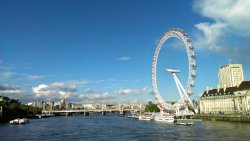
[102,111,106,116]
[0,106,2,118]
[119,111,125,116]
[84,112,89,116]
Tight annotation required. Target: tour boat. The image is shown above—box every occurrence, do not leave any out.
[127,111,139,119]
[138,115,153,121]
[154,110,175,123]
[176,122,194,126]
[154,115,175,122]
[10,118,29,124]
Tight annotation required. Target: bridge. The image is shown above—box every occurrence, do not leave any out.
[42,107,141,116]
[41,103,143,116]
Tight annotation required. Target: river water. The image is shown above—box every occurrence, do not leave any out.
[1,114,250,141]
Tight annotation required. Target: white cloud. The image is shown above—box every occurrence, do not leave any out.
[32,84,48,93]
[32,82,77,101]
[51,82,77,92]
[0,84,33,102]
[31,80,118,103]
[78,92,116,104]
[194,0,250,35]
[193,0,250,54]
[2,82,118,104]
[117,56,131,61]
[27,75,45,80]
[0,71,16,80]
[84,88,100,93]
[194,22,227,51]
[193,0,250,49]
[0,84,19,91]
[0,84,22,94]
[64,80,89,86]
[114,87,153,95]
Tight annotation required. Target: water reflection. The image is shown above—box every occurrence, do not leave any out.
[1,116,250,141]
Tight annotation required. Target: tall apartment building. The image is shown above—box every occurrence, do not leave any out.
[219,64,244,88]
[200,64,250,115]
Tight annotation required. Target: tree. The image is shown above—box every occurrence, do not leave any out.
[145,104,160,112]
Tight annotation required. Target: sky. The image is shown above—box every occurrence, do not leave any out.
[1,0,250,104]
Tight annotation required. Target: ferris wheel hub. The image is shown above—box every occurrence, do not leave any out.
[165,69,181,73]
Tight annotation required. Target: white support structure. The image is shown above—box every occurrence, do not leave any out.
[167,69,194,115]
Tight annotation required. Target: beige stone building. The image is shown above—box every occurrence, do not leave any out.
[200,81,250,114]
[219,64,244,88]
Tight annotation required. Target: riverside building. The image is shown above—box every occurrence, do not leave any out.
[200,64,250,114]
[219,64,244,88]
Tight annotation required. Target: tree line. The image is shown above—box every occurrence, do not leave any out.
[0,96,42,122]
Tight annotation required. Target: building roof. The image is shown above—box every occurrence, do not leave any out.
[202,81,250,97]
[238,81,250,91]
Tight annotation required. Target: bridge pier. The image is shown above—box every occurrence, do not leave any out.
[84,112,89,116]
[119,111,126,116]
[102,111,106,116]
[0,106,2,118]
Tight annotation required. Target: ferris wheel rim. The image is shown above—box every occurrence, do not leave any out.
[151,28,196,110]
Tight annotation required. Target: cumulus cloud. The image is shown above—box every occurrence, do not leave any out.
[30,80,117,103]
[32,82,77,101]
[0,84,20,91]
[114,87,153,95]
[193,0,250,59]
[194,22,227,51]
[194,0,250,35]
[1,82,117,104]
[0,84,33,102]
[117,56,131,61]
[0,84,22,95]
[51,82,77,92]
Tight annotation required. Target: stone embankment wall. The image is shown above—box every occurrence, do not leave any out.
[193,114,250,122]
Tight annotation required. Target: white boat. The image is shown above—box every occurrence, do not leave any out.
[176,119,194,126]
[138,115,153,121]
[10,118,29,124]
[128,114,139,119]
[153,110,175,123]
[176,122,193,126]
[154,115,175,122]
[127,111,139,119]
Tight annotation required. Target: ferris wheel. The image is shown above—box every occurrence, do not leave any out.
[151,28,196,111]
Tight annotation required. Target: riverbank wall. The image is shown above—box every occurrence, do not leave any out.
[193,114,250,123]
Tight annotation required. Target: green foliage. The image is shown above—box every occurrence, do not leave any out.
[145,104,160,112]
[1,96,42,121]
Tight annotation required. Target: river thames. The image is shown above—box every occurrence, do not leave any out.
[1,114,250,141]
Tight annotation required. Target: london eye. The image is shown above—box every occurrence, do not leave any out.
[151,28,196,115]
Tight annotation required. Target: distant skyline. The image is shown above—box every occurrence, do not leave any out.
[1,0,250,104]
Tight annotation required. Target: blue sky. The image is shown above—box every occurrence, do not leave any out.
[1,0,250,104]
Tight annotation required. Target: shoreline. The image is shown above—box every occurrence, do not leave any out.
[193,114,250,123]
